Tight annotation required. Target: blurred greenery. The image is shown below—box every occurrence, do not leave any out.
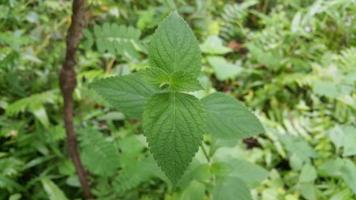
[0,0,355,199]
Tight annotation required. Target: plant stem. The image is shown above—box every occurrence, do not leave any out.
[59,0,91,199]
[200,143,210,163]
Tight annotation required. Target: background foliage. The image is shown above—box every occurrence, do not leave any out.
[1,0,355,199]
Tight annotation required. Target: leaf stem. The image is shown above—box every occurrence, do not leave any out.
[200,143,210,163]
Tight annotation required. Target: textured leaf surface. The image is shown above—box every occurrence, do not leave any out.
[201,92,264,139]
[143,92,205,183]
[213,176,252,200]
[148,12,201,79]
[90,74,157,119]
[143,68,202,92]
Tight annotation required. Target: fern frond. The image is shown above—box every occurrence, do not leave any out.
[220,0,258,40]
[337,47,356,71]
[5,90,58,127]
[113,156,160,194]
[79,129,120,177]
[5,90,57,116]
[92,23,142,59]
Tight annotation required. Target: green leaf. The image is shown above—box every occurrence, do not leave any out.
[41,177,68,200]
[200,36,232,55]
[318,158,344,177]
[280,135,317,168]
[89,74,157,119]
[201,92,264,139]
[312,80,340,98]
[328,126,345,149]
[213,176,252,200]
[216,159,269,188]
[340,159,356,194]
[5,90,56,127]
[143,68,203,92]
[79,129,120,177]
[299,164,317,183]
[143,92,206,183]
[180,180,205,200]
[207,56,241,81]
[148,12,201,82]
[298,182,317,200]
[93,23,141,59]
[113,156,161,193]
[342,126,356,157]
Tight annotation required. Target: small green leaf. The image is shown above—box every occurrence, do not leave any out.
[280,135,317,167]
[215,159,269,188]
[201,92,264,139]
[143,92,206,183]
[318,158,344,177]
[143,68,202,92]
[180,180,205,200]
[169,72,203,91]
[342,126,356,157]
[200,35,232,55]
[89,74,157,119]
[299,164,317,183]
[207,56,241,81]
[213,176,252,200]
[148,12,201,81]
[298,182,317,200]
[41,177,68,200]
[340,159,356,194]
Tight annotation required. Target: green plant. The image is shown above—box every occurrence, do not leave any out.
[90,11,264,184]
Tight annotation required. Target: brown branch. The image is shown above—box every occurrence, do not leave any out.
[59,0,92,199]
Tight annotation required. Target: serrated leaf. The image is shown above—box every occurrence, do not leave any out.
[143,92,205,183]
[143,68,203,92]
[201,92,264,139]
[89,74,157,119]
[148,12,201,83]
[213,176,252,200]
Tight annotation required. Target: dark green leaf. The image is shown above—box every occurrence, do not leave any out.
[148,12,201,82]
[143,92,205,183]
[89,74,157,119]
[201,92,264,139]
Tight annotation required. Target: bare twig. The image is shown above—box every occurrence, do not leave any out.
[59,0,91,199]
